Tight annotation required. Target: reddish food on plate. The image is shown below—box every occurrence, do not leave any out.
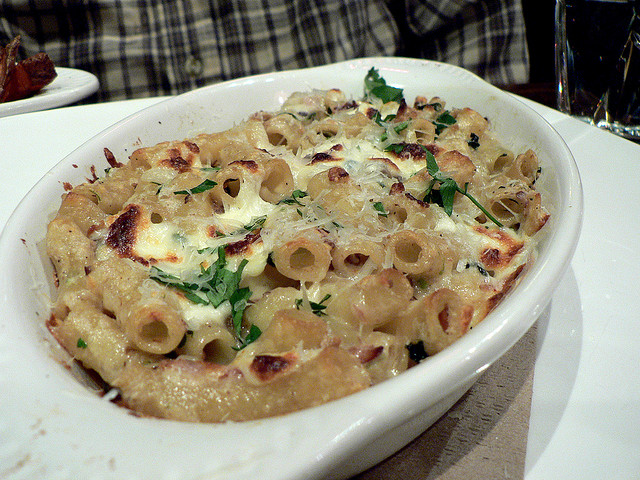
[0,35,57,103]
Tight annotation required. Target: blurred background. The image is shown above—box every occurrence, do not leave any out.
[513,0,556,106]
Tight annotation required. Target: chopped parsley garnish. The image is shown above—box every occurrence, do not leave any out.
[364,67,404,103]
[372,201,388,217]
[383,143,406,154]
[433,111,457,135]
[278,189,308,206]
[150,246,261,348]
[393,120,409,134]
[281,111,317,122]
[422,149,503,227]
[380,119,409,142]
[174,179,217,195]
[77,337,88,349]
[151,181,163,195]
[406,340,428,363]
[242,215,267,232]
[383,143,504,227]
[371,111,395,126]
[295,294,331,316]
[234,324,262,350]
[230,286,254,347]
[218,215,267,238]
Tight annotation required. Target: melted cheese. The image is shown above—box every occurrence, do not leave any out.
[96,88,546,353]
[45,79,553,424]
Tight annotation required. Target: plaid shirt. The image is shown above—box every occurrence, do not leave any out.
[0,0,529,102]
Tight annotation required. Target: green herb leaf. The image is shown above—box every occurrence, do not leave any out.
[230,286,252,334]
[432,111,457,135]
[77,338,88,349]
[380,119,409,142]
[384,143,406,154]
[425,151,441,179]
[174,179,217,195]
[150,248,260,348]
[278,189,308,206]
[233,323,263,350]
[242,215,267,232]
[394,120,409,134]
[364,68,404,103]
[423,179,442,207]
[439,178,458,216]
[421,148,503,227]
[242,324,262,347]
[295,293,331,316]
[372,201,388,217]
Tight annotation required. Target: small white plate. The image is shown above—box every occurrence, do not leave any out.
[0,67,99,118]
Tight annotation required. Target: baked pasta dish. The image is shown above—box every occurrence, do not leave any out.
[46,69,549,422]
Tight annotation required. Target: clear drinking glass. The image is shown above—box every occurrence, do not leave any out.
[555,0,640,141]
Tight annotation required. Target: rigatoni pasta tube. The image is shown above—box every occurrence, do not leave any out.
[272,234,332,283]
[73,166,138,215]
[125,301,186,355]
[180,324,236,364]
[56,192,108,236]
[129,140,201,171]
[114,346,370,422]
[381,192,436,230]
[91,258,186,354]
[414,288,474,355]
[406,117,436,144]
[244,286,300,332]
[451,107,489,136]
[507,149,540,185]
[48,305,143,384]
[486,183,547,231]
[309,117,341,141]
[386,229,443,276]
[263,114,305,150]
[208,160,258,210]
[306,167,363,218]
[328,268,413,328]
[356,331,410,383]
[251,308,329,353]
[259,157,294,204]
[193,133,264,168]
[331,238,385,276]
[46,216,95,285]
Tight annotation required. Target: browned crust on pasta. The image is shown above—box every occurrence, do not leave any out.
[114,347,370,422]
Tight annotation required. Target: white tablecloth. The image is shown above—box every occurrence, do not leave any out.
[1,95,639,479]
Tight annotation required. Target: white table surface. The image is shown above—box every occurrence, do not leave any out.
[1,96,639,479]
